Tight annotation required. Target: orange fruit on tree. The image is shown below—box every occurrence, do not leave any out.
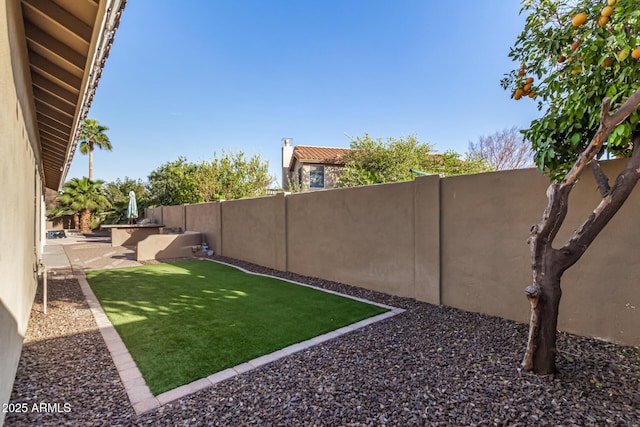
[601,6,614,17]
[601,57,614,67]
[632,47,640,59]
[523,83,532,93]
[607,0,618,5]
[571,67,582,75]
[514,88,524,100]
[597,16,609,27]
[572,12,588,27]
[525,77,534,84]
[571,40,581,50]
[528,91,536,99]
[558,55,567,63]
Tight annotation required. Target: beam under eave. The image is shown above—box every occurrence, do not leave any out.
[35,100,73,125]
[39,122,70,140]
[37,113,72,133]
[31,73,78,104]
[32,87,75,116]
[23,0,93,42]
[30,52,82,89]
[40,129,69,147]
[24,22,86,70]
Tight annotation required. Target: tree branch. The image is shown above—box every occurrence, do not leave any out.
[589,160,610,197]
[561,86,640,191]
[560,134,640,268]
[531,87,640,274]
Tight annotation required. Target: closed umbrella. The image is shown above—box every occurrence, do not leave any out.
[127,190,138,224]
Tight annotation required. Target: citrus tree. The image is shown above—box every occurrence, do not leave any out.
[504,0,640,374]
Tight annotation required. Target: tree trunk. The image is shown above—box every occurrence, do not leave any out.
[80,208,91,234]
[530,266,562,375]
[88,141,94,181]
[72,212,79,230]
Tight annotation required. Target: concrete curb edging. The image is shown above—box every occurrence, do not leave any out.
[77,260,405,416]
[76,272,160,414]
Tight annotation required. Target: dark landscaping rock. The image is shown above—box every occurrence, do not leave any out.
[6,258,640,426]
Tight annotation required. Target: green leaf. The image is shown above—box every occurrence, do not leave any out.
[570,133,581,146]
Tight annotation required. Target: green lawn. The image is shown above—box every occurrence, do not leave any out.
[87,260,388,395]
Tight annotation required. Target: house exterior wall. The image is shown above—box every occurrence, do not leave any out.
[292,163,345,191]
[0,0,43,421]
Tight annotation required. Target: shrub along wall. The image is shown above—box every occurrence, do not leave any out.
[145,159,640,346]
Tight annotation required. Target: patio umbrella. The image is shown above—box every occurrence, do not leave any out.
[127,190,138,224]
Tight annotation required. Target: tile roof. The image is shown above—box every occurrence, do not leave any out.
[290,146,351,170]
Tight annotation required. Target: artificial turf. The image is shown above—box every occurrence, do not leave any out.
[86,259,389,395]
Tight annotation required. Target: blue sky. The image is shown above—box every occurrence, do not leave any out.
[67,0,541,186]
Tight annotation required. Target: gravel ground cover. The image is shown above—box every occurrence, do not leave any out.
[6,256,640,426]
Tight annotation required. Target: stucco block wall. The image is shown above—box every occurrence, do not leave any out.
[136,232,202,261]
[287,182,417,298]
[162,205,186,231]
[110,227,162,247]
[0,0,41,420]
[439,168,549,324]
[413,175,441,305]
[552,160,640,345]
[221,193,287,271]
[439,161,640,345]
[146,207,163,225]
[185,202,220,253]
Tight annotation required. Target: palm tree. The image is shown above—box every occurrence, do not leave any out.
[79,118,112,180]
[59,178,110,233]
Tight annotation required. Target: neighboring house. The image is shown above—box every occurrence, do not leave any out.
[281,138,351,191]
[0,1,124,423]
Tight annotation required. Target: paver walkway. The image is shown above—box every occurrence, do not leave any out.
[42,233,141,273]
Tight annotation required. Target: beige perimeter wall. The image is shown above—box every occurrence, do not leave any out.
[0,0,43,422]
[220,193,287,271]
[286,180,434,300]
[185,202,221,253]
[146,207,162,225]
[162,205,186,231]
[440,161,640,345]
[149,166,639,348]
